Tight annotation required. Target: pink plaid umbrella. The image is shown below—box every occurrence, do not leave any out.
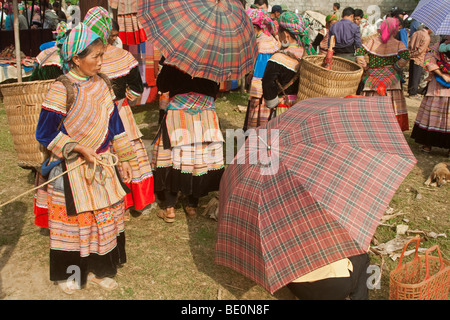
[137,0,258,83]
[215,96,417,294]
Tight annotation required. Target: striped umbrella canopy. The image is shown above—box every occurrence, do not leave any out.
[137,0,258,83]
[215,96,417,294]
[410,0,450,35]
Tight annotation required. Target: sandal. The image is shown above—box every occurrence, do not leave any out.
[124,209,130,221]
[420,146,431,153]
[57,280,81,295]
[157,207,175,223]
[87,273,118,291]
[184,206,197,218]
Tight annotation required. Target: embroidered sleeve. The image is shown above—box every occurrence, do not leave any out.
[47,132,78,159]
[41,81,68,115]
[355,46,367,68]
[36,82,77,159]
[424,46,440,72]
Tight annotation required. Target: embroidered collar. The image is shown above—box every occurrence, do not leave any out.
[68,69,91,83]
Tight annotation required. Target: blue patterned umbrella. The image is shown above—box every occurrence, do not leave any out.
[411,0,450,35]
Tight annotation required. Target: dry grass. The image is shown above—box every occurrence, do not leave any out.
[0,90,449,300]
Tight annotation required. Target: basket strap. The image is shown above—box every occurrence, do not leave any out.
[395,236,421,271]
[56,75,75,112]
[424,245,446,280]
[54,75,75,131]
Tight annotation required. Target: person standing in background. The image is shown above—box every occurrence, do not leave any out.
[408,25,432,99]
[252,0,268,10]
[353,9,364,27]
[329,7,361,61]
[243,8,280,131]
[355,17,410,132]
[411,36,450,156]
[332,3,341,20]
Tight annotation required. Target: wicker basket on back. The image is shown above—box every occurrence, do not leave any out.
[297,55,364,102]
[0,80,55,170]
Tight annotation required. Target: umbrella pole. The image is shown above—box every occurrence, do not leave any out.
[12,0,22,83]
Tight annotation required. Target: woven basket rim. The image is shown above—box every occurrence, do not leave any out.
[302,55,363,75]
[390,256,450,287]
[0,79,55,90]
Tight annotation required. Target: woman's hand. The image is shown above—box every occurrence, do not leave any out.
[120,161,132,184]
[441,73,450,83]
[73,145,101,164]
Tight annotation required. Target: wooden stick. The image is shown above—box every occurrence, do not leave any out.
[0,160,85,208]
[0,152,119,208]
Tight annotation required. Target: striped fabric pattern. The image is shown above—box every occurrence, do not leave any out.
[165,109,224,147]
[46,74,114,153]
[411,0,450,35]
[83,6,112,44]
[257,32,280,54]
[414,96,450,133]
[269,47,303,72]
[49,199,125,257]
[152,138,224,176]
[137,0,258,83]
[101,45,139,79]
[118,13,148,45]
[215,96,417,294]
[65,154,128,214]
[36,46,61,67]
[245,97,271,130]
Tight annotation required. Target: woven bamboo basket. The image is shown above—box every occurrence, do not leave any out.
[389,237,450,300]
[297,55,364,102]
[0,80,55,170]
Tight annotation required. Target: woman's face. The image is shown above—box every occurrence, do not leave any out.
[73,42,104,77]
[108,29,119,45]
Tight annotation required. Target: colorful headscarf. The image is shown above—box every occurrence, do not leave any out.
[379,17,399,44]
[83,6,112,44]
[59,22,101,74]
[246,8,277,36]
[54,21,69,46]
[326,14,338,24]
[279,12,316,55]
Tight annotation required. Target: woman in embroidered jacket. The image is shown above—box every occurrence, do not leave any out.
[152,58,224,223]
[355,17,410,132]
[29,22,67,81]
[35,22,135,294]
[411,36,450,155]
[263,12,314,116]
[243,8,280,131]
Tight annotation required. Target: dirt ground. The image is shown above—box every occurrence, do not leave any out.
[0,93,448,301]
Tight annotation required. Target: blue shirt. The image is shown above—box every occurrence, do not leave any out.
[329,18,362,51]
[409,19,421,38]
[398,28,408,48]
